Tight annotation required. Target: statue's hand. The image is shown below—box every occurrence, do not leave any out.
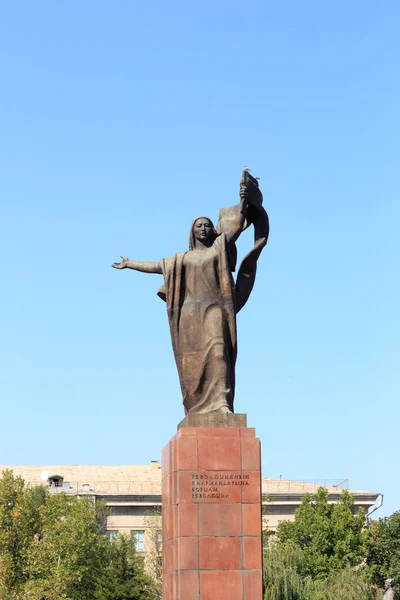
[112,256,129,269]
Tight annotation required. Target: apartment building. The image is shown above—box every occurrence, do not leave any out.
[1,463,381,550]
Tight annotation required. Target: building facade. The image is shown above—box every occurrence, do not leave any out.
[0,463,382,551]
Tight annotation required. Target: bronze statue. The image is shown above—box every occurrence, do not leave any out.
[112,170,269,415]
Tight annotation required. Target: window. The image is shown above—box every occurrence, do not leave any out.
[132,530,145,552]
[106,531,119,542]
[48,474,64,488]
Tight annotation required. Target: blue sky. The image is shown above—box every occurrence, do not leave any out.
[0,1,398,517]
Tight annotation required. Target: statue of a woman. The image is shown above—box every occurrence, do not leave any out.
[112,171,269,416]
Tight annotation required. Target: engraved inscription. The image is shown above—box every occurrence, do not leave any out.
[191,472,250,499]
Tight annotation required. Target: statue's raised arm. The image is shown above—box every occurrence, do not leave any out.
[112,256,162,274]
[216,169,269,313]
[112,169,269,416]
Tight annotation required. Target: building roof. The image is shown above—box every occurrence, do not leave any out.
[0,464,163,495]
[262,478,375,495]
[262,478,379,509]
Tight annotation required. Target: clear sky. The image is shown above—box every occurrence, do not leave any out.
[0,1,398,517]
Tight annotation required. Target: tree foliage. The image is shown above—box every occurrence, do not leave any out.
[0,470,46,598]
[263,542,374,600]
[367,511,400,591]
[25,493,104,600]
[277,487,368,579]
[263,542,309,600]
[94,534,158,600]
[0,470,158,600]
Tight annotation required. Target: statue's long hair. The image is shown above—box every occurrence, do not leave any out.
[189,217,217,251]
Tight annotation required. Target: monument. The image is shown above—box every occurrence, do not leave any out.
[113,169,269,599]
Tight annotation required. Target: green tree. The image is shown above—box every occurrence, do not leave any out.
[24,493,104,600]
[263,542,309,600]
[310,567,374,600]
[94,534,158,600]
[277,488,368,579]
[0,471,157,600]
[0,469,47,598]
[263,542,374,600]
[367,511,400,591]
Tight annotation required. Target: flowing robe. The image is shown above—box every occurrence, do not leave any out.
[160,233,237,414]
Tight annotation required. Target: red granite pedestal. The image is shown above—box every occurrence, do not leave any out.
[162,422,263,600]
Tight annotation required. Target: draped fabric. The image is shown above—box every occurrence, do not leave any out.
[160,233,237,415]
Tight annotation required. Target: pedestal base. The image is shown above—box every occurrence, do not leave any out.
[162,423,263,600]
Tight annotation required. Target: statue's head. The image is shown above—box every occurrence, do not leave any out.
[189,217,217,250]
[385,579,395,590]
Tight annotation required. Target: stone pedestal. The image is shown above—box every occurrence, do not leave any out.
[162,422,263,600]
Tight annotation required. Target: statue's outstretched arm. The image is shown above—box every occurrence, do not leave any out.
[112,256,162,274]
[224,187,248,246]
